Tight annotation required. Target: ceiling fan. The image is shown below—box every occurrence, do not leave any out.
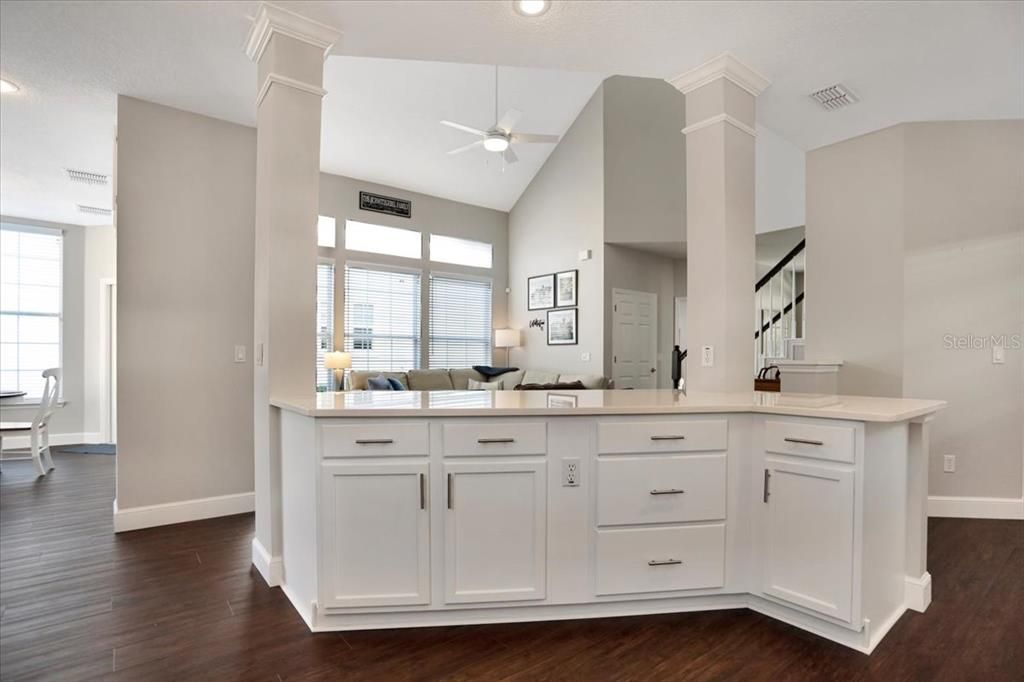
[441,66,560,165]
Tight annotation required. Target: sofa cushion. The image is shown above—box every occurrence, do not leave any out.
[366,375,395,390]
[350,371,408,390]
[467,378,502,390]
[449,368,487,390]
[514,380,587,391]
[407,369,455,391]
[557,374,608,390]
[522,370,560,386]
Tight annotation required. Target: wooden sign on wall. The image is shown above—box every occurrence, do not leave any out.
[359,191,412,219]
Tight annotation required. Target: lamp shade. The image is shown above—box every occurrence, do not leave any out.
[494,329,521,349]
[325,351,351,370]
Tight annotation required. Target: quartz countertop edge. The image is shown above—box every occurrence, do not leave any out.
[270,390,946,423]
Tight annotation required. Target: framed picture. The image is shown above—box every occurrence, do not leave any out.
[555,270,578,307]
[528,274,555,310]
[547,308,578,345]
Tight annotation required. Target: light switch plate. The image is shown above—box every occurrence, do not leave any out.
[943,455,956,473]
[234,345,246,363]
[701,345,714,367]
[581,352,591,361]
[992,345,1005,364]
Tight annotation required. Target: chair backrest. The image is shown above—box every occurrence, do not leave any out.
[33,368,61,429]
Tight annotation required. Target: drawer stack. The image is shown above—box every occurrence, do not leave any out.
[594,419,728,596]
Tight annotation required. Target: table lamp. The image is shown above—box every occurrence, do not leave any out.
[494,329,521,366]
[325,351,351,391]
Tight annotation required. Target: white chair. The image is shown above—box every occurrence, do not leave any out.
[0,369,61,477]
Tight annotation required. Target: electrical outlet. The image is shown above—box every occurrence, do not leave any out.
[701,345,714,367]
[562,458,580,487]
[943,455,956,473]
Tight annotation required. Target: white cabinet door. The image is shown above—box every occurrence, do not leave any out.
[444,461,547,603]
[320,461,430,608]
[761,458,855,622]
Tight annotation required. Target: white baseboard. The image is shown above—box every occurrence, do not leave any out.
[928,495,1024,520]
[252,537,283,587]
[0,431,105,452]
[905,572,932,612]
[113,491,255,533]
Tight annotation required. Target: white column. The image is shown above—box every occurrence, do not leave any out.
[246,3,340,585]
[670,53,769,393]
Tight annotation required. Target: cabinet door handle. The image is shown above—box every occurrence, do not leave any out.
[650,488,685,495]
[650,435,686,441]
[419,473,425,510]
[355,438,394,445]
[648,559,683,566]
[477,437,515,444]
[447,473,454,510]
[763,469,771,503]
[784,437,824,446]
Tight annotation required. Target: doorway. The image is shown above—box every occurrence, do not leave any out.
[611,288,658,389]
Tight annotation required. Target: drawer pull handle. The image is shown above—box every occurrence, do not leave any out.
[648,559,683,567]
[784,437,824,446]
[649,488,685,495]
[477,437,515,444]
[650,435,686,441]
[355,438,394,445]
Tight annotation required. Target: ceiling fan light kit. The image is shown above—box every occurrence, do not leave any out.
[441,65,560,165]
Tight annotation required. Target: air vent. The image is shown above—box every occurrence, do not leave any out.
[809,84,858,111]
[77,204,112,216]
[66,168,109,185]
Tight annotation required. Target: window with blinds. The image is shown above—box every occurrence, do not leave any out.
[0,224,63,399]
[428,274,492,368]
[344,265,422,371]
[315,261,335,391]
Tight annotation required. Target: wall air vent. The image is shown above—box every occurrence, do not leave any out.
[809,83,858,111]
[77,204,112,216]
[66,168,109,185]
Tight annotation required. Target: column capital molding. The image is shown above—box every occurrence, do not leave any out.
[668,51,770,97]
[245,2,341,64]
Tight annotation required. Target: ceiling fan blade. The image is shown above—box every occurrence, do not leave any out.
[511,132,561,144]
[447,139,484,155]
[502,146,519,164]
[496,108,522,133]
[440,120,487,137]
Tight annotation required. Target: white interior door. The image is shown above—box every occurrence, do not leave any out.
[612,289,658,389]
[674,297,687,348]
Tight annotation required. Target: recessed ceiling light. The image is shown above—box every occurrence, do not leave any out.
[0,78,20,94]
[514,0,550,17]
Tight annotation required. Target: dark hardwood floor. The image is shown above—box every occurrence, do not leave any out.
[1,452,1021,681]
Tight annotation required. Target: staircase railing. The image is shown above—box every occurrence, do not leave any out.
[675,238,806,386]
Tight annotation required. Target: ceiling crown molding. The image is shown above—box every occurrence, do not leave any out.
[668,52,771,96]
[245,2,342,64]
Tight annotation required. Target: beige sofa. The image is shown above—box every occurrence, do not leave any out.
[346,368,610,391]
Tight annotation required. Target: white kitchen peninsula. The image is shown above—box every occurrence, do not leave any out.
[267,389,944,654]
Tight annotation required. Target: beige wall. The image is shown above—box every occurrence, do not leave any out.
[603,76,686,247]
[509,85,605,374]
[319,173,509,366]
[806,125,906,397]
[83,225,115,438]
[901,121,1023,499]
[806,120,1024,502]
[116,96,256,509]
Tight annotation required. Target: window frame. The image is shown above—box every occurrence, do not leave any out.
[0,222,64,401]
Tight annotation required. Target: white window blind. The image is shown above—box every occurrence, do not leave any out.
[428,274,492,368]
[344,265,422,371]
[0,224,62,399]
[315,261,335,391]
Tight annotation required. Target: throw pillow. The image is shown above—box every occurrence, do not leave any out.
[514,381,586,391]
[387,377,406,391]
[472,365,520,379]
[366,375,395,391]
[467,378,502,391]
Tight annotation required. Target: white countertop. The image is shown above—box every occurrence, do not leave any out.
[270,389,945,423]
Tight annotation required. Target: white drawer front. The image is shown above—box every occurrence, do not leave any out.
[442,422,547,457]
[598,419,727,454]
[764,420,855,464]
[597,455,726,526]
[595,524,726,596]
[321,422,429,458]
